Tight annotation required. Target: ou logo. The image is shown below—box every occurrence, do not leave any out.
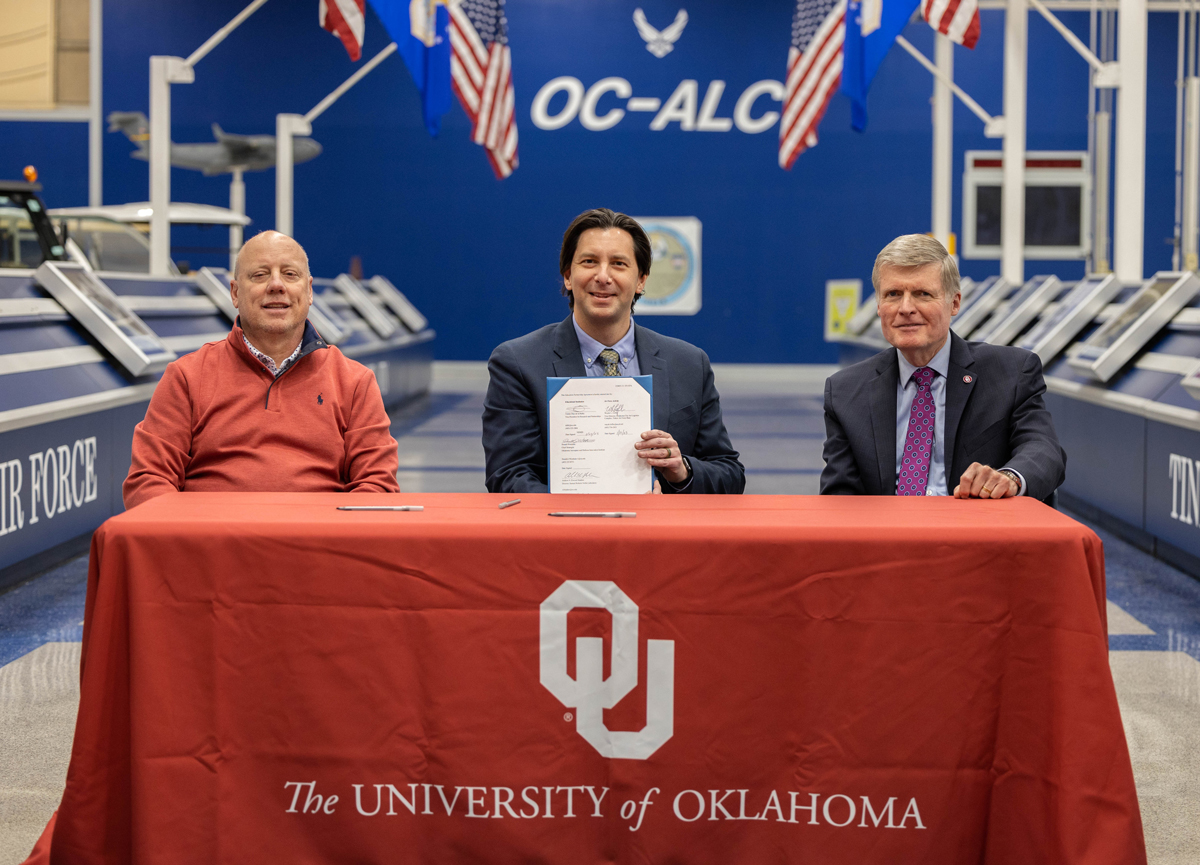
[540,581,675,760]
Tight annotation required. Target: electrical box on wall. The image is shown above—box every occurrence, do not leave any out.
[961,151,1091,261]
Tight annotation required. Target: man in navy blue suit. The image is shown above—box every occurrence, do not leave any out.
[483,208,744,494]
[821,234,1065,500]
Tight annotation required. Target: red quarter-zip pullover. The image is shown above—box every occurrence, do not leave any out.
[123,324,399,509]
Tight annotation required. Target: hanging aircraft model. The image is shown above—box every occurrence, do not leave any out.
[107,111,323,174]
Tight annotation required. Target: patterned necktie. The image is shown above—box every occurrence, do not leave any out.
[898,366,937,496]
[598,348,621,376]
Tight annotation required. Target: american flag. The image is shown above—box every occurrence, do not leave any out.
[320,0,366,61]
[921,0,981,48]
[448,0,519,179]
[779,0,847,169]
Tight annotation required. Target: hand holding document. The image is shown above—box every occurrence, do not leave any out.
[548,376,654,493]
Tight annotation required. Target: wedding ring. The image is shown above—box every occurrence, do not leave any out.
[982,487,993,495]
[665,448,671,458]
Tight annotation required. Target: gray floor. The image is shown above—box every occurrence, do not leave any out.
[0,643,79,863]
[1,362,1197,863]
[1110,651,1200,860]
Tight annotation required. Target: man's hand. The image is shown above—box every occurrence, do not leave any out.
[635,430,688,484]
[953,462,1018,499]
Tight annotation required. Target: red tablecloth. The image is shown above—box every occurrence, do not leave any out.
[37,493,1143,863]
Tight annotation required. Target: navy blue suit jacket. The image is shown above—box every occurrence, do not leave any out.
[483,316,745,494]
[820,333,1066,500]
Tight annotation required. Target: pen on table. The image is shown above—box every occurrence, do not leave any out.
[498,499,521,509]
[548,512,637,518]
[336,506,424,511]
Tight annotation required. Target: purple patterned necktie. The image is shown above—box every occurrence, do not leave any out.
[898,367,937,496]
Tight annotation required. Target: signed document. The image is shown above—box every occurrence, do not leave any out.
[547,376,654,494]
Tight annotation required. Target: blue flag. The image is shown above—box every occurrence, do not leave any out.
[840,0,920,131]
[368,0,453,137]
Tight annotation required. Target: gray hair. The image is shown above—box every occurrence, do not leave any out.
[871,234,960,299]
[232,230,311,281]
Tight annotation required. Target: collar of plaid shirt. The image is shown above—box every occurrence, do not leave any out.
[242,334,303,378]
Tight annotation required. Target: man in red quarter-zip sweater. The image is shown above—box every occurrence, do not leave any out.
[122,231,400,509]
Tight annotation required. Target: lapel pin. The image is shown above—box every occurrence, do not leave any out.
[963,375,973,383]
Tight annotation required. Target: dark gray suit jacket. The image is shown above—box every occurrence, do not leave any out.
[821,333,1066,500]
[483,316,744,494]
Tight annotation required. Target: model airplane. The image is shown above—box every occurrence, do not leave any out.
[107,112,322,175]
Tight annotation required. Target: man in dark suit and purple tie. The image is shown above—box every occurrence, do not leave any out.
[821,234,1065,500]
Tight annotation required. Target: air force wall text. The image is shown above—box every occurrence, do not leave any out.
[0,436,98,539]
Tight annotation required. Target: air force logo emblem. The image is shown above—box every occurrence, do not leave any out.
[540,581,675,760]
[633,8,689,58]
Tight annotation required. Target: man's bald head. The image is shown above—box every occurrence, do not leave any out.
[233,231,310,282]
[229,230,314,353]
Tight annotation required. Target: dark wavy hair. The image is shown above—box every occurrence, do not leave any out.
[559,208,652,309]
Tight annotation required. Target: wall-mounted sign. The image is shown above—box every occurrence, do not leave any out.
[530,78,784,135]
[632,217,701,316]
[825,280,861,340]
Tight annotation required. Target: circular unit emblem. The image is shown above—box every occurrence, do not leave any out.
[639,225,695,308]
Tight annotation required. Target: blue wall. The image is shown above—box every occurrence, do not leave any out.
[0,0,1181,362]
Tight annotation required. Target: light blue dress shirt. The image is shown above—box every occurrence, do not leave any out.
[896,339,952,496]
[573,318,641,377]
[895,339,1025,496]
